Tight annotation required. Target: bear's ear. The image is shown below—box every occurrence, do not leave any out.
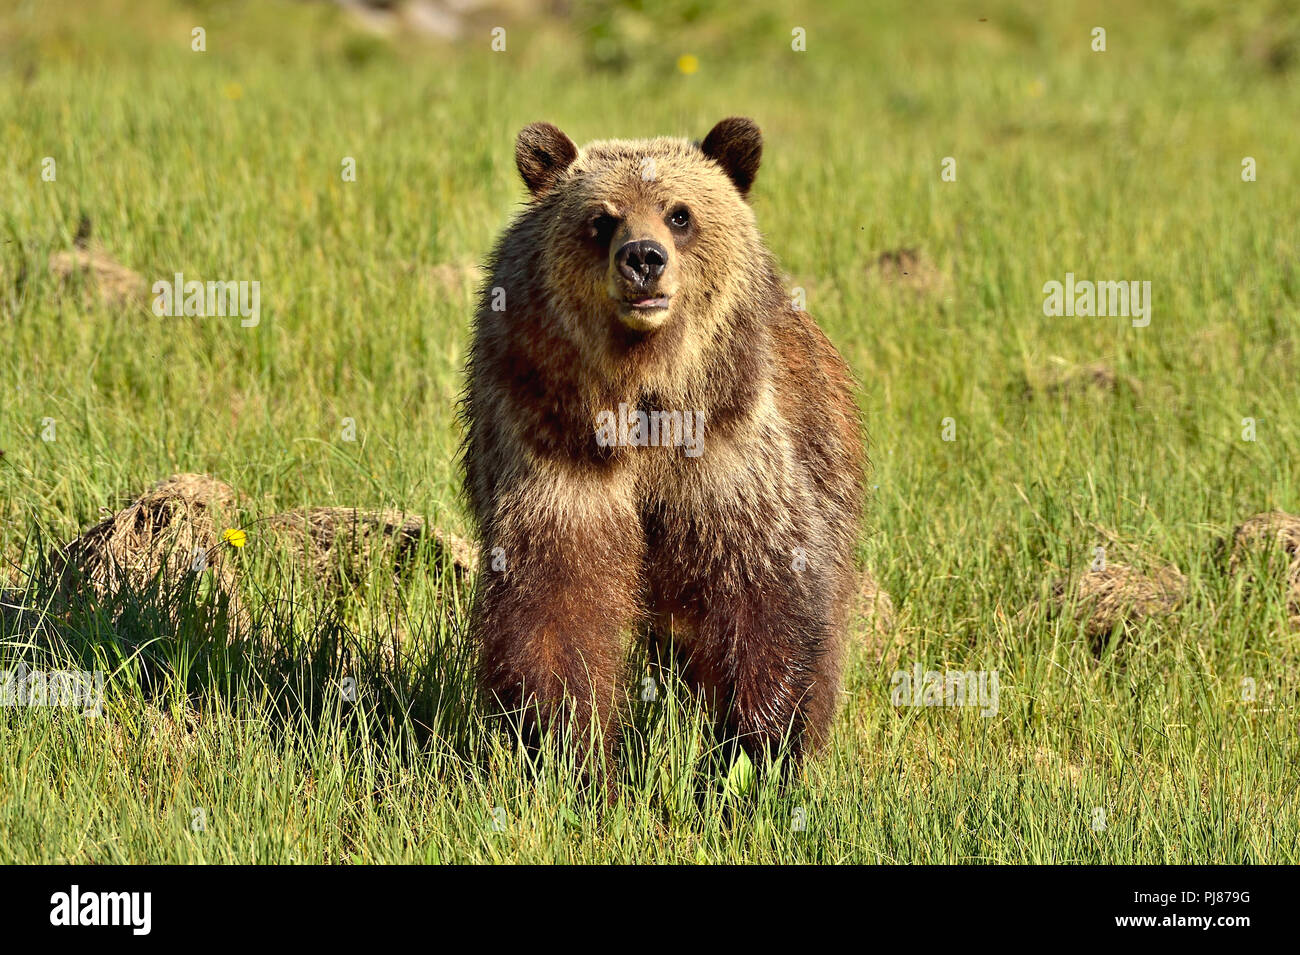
[515,122,579,197]
[700,117,763,197]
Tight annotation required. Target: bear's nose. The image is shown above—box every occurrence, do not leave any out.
[615,239,668,287]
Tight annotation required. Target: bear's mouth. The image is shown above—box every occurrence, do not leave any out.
[615,294,673,332]
[624,295,670,310]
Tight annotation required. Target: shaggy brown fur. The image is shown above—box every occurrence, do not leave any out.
[463,118,865,779]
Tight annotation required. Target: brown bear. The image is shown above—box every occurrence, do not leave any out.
[463,117,864,781]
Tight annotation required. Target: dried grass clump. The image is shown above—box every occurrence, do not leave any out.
[854,568,903,666]
[868,248,947,295]
[338,0,508,41]
[1017,360,1142,402]
[1050,562,1186,642]
[263,506,477,592]
[49,246,148,308]
[426,261,482,294]
[1047,360,1119,395]
[855,569,896,635]
[1226,511,1300,625]
[1243,22,1297,75]
[12,473,481,647]
[49,473,243,616]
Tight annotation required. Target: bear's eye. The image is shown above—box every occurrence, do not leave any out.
[588,214,618,245]
[668,207,691,230]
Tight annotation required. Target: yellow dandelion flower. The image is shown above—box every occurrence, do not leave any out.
[677,54,699,75]
[222,528,247,548]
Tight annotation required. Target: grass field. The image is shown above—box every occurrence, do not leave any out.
[2,0,1298,863]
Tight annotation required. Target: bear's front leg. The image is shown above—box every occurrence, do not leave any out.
[685,569,844,769]
[473,471,643,783]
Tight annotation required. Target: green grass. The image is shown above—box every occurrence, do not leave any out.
[2,0,1298,863]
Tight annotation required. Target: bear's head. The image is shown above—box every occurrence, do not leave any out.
[511,118,770,346]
